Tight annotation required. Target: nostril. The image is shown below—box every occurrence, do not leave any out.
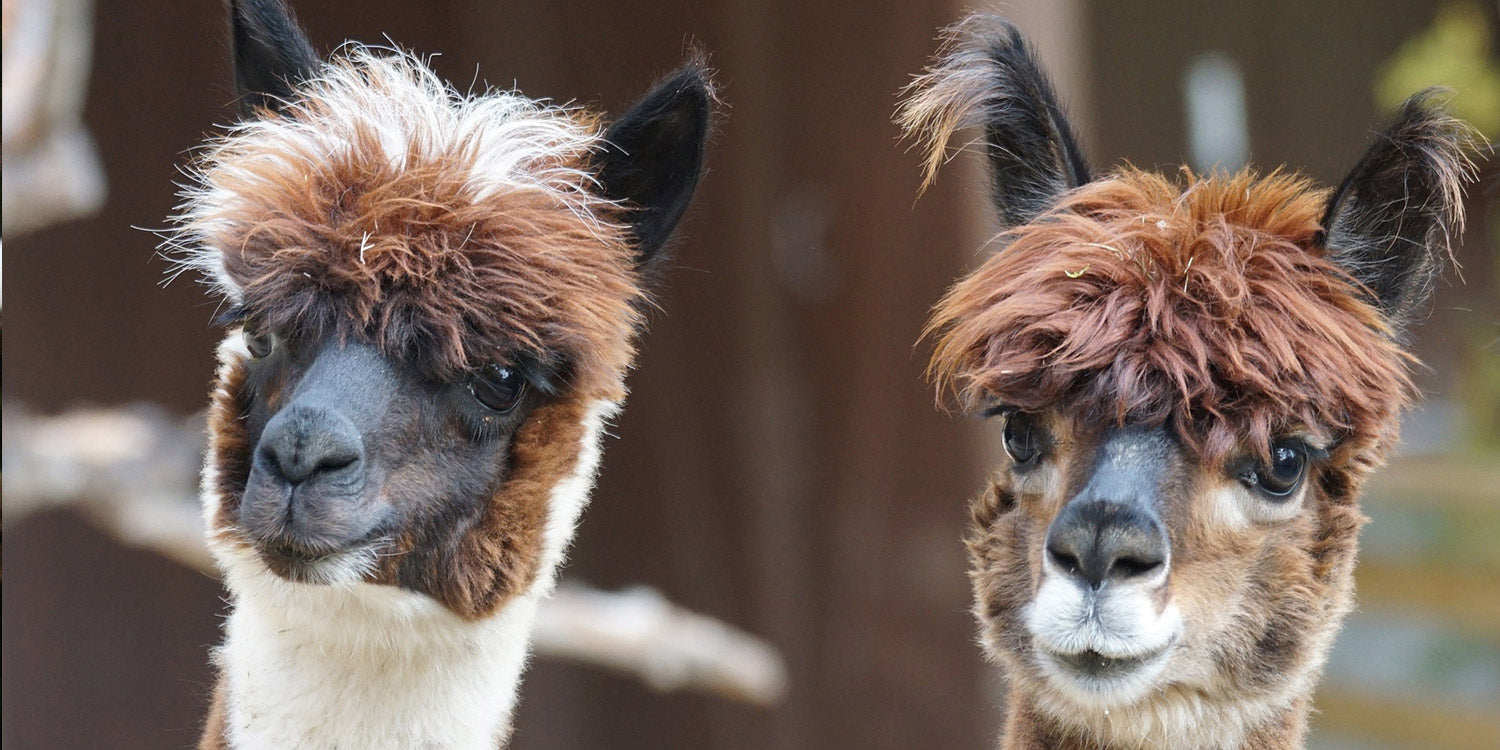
[314,450,358,474]
[1110,555,1164,580]
[273,443,360,485]
[257,440,300,482]
[256,442,280,475]
[1046,542,1082,576]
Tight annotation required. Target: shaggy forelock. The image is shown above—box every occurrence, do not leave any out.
[170,47,642,395]
[928,168,1416,465]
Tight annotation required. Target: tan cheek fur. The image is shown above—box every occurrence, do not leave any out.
[967,417,1080,667]
[1163,471,1316,695]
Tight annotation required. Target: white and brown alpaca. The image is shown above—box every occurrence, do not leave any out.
[167,1,711,747]
[900,14,1477,750]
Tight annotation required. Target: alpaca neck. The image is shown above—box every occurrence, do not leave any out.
[999,690,1309,750]
[204,573,543,750]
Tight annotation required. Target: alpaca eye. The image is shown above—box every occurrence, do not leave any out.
[244,327,274,360]
[1002,412,1045,468]
[469,364,526,413]
[1237,439,1308,500]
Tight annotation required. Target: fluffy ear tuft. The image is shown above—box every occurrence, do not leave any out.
[596,56,715,270]
[898,13,1091,227]
[228,0,320,117]
[1323,89,1480,328]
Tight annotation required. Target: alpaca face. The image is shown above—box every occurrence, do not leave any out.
[939,173,1403,723]
[967,409,1352,729]
[174,0,711,621]
[901,12,1473,746]
[205,328,599,619]
[213,332,559,588]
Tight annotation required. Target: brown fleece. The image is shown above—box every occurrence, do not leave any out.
[927,168,1416,467]
[201,136,640,393]
[205,353,255,545]
[382,397,592,619]
[182,53,644,395]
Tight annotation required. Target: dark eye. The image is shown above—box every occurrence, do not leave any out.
[469,364,526,413]
[1002,412,1045,468]
[1237,439,1308,500]
[244,326,273,360]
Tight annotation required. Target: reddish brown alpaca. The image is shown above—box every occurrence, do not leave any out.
[900,14,1476,750]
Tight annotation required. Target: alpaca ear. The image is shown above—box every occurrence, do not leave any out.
[899,13,1091,228]
[1323,89,1476,327]
[228,0,320,117]
[596,59,713,268]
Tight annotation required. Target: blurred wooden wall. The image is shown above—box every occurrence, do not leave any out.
[6,1,1479,749]
[3,1,1008,748]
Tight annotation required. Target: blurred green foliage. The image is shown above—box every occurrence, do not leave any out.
[1376,2,1500,135]
[1378,2,1500,450]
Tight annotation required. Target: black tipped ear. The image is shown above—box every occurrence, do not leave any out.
[899,13,1091,228]
[228,0,320,117]
[596,59,713,268]
[1323,89,1478,328]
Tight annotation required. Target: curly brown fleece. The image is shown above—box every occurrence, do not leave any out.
[178,50,642,399]
[926,168,1416,466]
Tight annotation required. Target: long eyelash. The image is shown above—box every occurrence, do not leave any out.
[511,354,566,397]
[212,304,249,328]
[981,403,1014,419]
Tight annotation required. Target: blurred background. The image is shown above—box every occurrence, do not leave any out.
[2,0,1496,748]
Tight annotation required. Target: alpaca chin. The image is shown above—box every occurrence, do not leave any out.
[254,541,382,585]
[1024,569,1184,708]
[204,397,619,750]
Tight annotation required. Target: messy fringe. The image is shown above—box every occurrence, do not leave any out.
[166,46,642,395]
[926,168,1417,464]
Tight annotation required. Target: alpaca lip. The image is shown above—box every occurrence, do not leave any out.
[258,542,369,584]
[258,541,339,581]
[1052,649,1151,677]
[1042,642,1172,681]
[263,540,335,566]
[254,524,387,585]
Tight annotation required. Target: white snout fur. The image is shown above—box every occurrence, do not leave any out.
[1025,558,1183,707]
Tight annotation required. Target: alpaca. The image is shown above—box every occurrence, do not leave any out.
[899,14,1476,750]
[166,2,711,747]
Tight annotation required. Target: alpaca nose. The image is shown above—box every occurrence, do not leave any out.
[1045,498,1168,589]
[257,406,364,485]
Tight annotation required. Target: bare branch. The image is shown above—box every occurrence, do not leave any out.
[1,403,788,706]
[2,0,107,236]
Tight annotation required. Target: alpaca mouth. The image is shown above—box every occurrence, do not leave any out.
[260,543,374,585]
[263,540,336,566]
[1037,640,1175,697]
[255,530,385,585]
[1047,647,1165,679]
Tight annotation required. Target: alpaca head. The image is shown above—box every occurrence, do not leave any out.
[901,13,1475,746]
[170,0,710,621]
